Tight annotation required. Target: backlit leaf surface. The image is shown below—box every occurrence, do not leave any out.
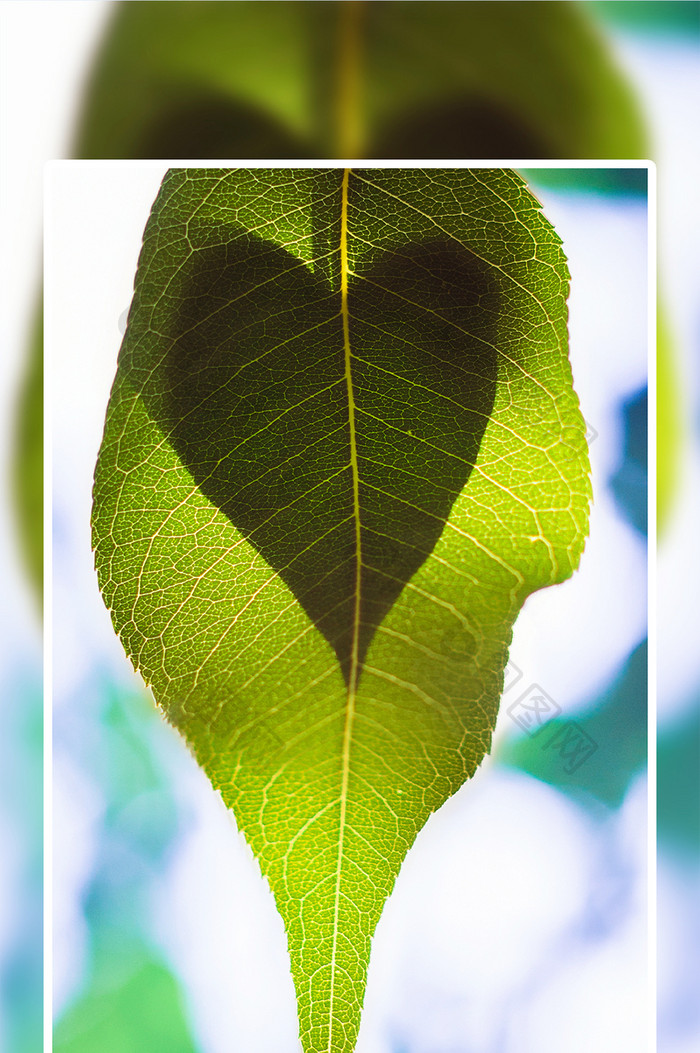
[93,168,590,1051]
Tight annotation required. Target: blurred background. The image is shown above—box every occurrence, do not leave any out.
[1,2,698,1051]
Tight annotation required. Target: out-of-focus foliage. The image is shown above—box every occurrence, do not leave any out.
[13,308,43,598]
[0,672,42,1053]
[497,641,647,810]
[658,702,700,857]
[589,0,700,38]
[53,679,198,1051]
[73,0,646,160]
[522,167,648,198]
[54,940,197,1053]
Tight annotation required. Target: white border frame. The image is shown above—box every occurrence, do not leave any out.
[44,158,655,1053]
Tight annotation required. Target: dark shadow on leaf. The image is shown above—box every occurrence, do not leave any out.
[135,234,498,684]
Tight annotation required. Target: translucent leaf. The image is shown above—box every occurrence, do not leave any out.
[93,167,590,1051]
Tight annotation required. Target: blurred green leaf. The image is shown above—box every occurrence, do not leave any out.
[53,673,195,1051]
[589,1,700,39]
[521,167,648,198]
[92,167,590,1051]
[658,702,700,857]
[13,306,43,595]
[75,0,646,159]
[496,640,647,809]
[54,939,198,1053]
[1,676,43,1053]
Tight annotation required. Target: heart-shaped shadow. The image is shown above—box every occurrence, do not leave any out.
[135,233,498,685]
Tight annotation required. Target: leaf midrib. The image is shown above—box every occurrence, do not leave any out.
[328,165,360,1051]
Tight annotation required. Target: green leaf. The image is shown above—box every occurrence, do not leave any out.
[93,167,590,1051]
[75,1,646,159]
